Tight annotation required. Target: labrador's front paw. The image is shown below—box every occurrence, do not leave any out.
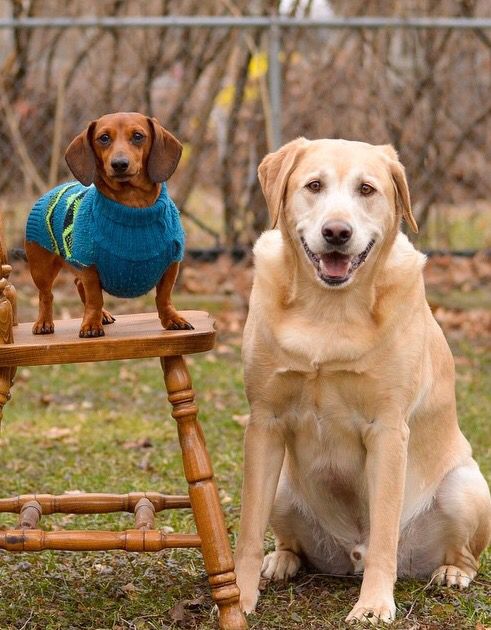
[346,596,396,625]
[238,585,259,615]
[235,557,261,615]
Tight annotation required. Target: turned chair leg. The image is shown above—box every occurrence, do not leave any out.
[0,276,15,424]
[0,366,15,424]
[162,355,247,630]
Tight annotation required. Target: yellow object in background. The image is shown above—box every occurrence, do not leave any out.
[248,52,268,79]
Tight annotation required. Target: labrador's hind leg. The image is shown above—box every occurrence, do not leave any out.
[431,459,491,589]
[399,459,491,588]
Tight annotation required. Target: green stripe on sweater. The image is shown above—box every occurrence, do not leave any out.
[46,183,78,255]
[62,190,86,258]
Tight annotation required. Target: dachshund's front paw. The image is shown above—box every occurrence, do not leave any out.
[79,321,105,337]
[102,308,116,325]
[32,320,55,335]
[160,308,194,331]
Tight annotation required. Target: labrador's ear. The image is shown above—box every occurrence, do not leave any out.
[65,121,97,186]
[379,144,418,233]
[146,117,182,183]
[258,137,309,228]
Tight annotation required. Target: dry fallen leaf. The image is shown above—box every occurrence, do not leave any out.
[45,426,74,440]
[121,582,138,599]
[40,393,54,406]
[169,600,186,622]
[232,413,249,426]
[122,437,153,450]
[168,595,206,623]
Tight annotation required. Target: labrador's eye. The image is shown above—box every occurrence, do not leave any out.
[306,180,322,193]
[132,132,145,143]
[98,133,111,145]
[360,183,376,196]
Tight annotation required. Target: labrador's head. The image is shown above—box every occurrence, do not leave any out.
[258,138,417,289]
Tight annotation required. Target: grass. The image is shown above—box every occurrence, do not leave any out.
[0,294,489,629]
[416,201,491,252]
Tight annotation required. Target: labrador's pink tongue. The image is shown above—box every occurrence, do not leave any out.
[320,252,351,278]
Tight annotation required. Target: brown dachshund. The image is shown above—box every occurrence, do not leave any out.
[25,112,192,337]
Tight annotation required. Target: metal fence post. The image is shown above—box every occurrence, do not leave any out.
[268,22,282,150]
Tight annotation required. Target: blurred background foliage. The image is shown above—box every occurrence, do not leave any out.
[0,0,490,251]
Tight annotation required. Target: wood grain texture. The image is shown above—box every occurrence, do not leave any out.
[1,264,17,326]
[0,276,15,423]
[0,311,215,367]
[134,498,156,530]
[0,492,191,514]
[17,500,42,529]
[163,355,247,630]
[0,529,201,552]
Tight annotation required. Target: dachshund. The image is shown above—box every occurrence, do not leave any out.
[25,112,192,337]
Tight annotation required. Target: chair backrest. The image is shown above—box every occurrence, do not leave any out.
[0,215,17,327]
[0,211,7,267]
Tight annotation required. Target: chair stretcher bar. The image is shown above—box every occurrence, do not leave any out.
[0,492,191,514]
[0,529,201,551]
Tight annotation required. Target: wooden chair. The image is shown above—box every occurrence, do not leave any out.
[0,242,247,630]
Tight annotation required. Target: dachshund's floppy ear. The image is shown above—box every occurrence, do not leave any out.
[146,117,183,183]
[65,121,97,186]
[258,137,309,228]
[379,144,418,233]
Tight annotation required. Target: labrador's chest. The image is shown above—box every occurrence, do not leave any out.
[272,369,372,539]
[272,367,375,475]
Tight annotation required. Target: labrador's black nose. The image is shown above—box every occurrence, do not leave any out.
[322,221,353,246]
[111,156,130,173]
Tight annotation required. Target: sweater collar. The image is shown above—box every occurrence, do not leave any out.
[91,184,169,226]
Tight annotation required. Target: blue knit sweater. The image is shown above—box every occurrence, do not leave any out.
[26,182,185,298]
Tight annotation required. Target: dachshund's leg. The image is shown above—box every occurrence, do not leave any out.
[25,241,63,335]
[155,262,193,330]
[74,276,115,325]
[77,266,105,337]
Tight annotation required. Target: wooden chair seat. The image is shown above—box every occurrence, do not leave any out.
[0,311,215,367]
[0,267,247,629]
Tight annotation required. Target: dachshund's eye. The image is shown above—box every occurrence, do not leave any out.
[306,180,322,193]
[132,132,145,143]
[360,183,376,196]
[98,133,111,145]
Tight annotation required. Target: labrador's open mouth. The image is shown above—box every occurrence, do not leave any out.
[301,237,375,286]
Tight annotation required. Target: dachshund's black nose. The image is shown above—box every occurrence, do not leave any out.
[111,157,130,174]
[322,221,353,246]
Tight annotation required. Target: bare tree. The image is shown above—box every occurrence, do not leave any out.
[0,0,489,247]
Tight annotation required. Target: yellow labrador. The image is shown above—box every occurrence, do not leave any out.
[234,138,491,624]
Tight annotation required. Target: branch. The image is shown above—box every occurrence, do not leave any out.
[0,77,46,194]
[416,100,491,228]
[48,68,67,187]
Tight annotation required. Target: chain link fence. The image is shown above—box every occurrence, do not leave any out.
[0,0,490,252]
